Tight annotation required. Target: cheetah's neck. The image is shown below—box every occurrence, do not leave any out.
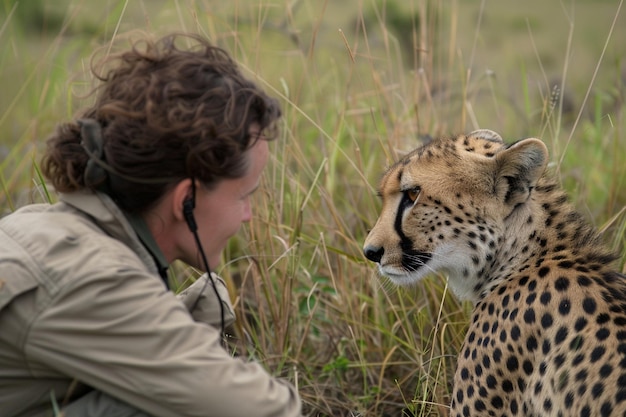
[476,176,617,301]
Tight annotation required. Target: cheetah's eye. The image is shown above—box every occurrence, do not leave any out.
[405,186,421,203]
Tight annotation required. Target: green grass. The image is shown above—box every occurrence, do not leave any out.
[1,0,625,416]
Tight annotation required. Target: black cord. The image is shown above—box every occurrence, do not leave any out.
[184,180,226,339]
[189,230,226,338]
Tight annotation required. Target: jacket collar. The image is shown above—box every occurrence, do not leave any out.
[60,191,170,285]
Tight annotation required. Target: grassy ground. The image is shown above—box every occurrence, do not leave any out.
[1,0,625,416]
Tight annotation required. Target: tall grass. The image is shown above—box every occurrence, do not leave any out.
[1,1,625,416]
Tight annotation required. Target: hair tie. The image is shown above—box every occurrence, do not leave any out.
[78,118,109,190]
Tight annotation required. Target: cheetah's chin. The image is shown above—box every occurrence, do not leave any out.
[377,266,429,286]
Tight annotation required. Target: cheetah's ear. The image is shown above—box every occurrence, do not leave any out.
[467,129,504,143]
[494,138,548,207]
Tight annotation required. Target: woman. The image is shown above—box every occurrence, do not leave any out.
[0,32,302,417]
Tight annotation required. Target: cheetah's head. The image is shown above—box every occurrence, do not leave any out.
[363,130,548,302]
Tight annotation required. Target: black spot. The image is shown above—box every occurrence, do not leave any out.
[491,396,504,409]
[578,275,592,286]
[478,387,488,400]
[522,359,533,375]
[575,317,588,331]
[573,353,585,366]
[592,382,605,398]
[558,299,571,315]
[583,298,597,314]
[506,356,519,372]
[617,388,626,403]
[474,399,486,412]
[523,309,536,324]
[596,328,610,341]
[554,277,570,291]
[581,405,591,417]
[483,355,491,369]
[456,389,464,403]
[557,260,574,269]
[591,346,606,362]
[502,379,514,392]
[493,348,502,363]
[511,325,521,341]
[538,267,550,277]
[599,364,613,378]
[600,402,613,417]
[467,385,475,399]
[540,291,552,305]
[555,327,568,344]
[576,369,588,381]
[541,313,554,329]
[542,339,551,354]
[554,354,566,368]
[500,330,507,343]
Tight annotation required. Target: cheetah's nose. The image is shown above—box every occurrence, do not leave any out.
[363,245,384,263]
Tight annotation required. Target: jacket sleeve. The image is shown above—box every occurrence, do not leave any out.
[24,252,302,417]
[177,273,236,328]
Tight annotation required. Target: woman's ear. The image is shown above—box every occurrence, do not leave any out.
[171,178,194,223]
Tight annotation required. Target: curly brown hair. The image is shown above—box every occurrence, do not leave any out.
[41,32,281,213]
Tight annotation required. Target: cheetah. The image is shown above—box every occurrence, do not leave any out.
[363,129,626,416]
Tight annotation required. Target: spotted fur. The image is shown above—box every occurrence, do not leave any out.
[363,130,626,416]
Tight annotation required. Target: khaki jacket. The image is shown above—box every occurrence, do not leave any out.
[0,191,301,417]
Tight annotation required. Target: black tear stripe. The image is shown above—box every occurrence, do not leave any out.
[394,191,432,271]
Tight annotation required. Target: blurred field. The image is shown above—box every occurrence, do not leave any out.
[1,0,625,416]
